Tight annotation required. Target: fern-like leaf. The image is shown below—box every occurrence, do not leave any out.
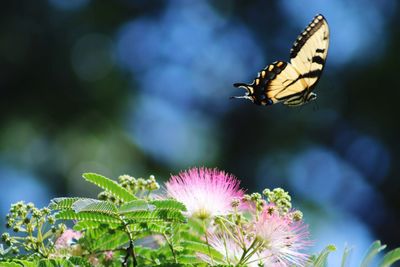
[55,210,121,223]
[119,200,155,214]
[0,262,22,267]
[177,255,204,264]
[49,197,82,210]
[149,199,187,211]
[92,231,130,251]
[72,198,118,215]
[124,209,186,223]
[38,259,75,267]
[82,173,136,202]
[73,221,118,231]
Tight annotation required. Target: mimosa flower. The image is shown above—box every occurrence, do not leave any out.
[198,232,261,266]
[165,167,243,219]
[254,209,310,267]
[55,229,82,249]
[197,232,242,265]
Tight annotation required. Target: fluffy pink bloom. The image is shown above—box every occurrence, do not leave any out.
[88,255,99,266]
[254,209,310,267]
[197,232,242,265]
[55,229,82,249]
[104,250,113,261]
[198,232,260,266]
[165,167,243,219]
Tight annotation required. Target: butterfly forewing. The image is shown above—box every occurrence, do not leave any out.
[290,14,329,89]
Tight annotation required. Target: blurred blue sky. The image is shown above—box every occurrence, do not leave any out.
[1,0,399,264]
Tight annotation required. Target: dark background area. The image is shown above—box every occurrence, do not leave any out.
[1,0,399,265]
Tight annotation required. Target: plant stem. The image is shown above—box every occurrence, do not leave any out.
[163,232,177,263]
[237,238,258,265]
[120,217,137,267]
[202,219,214,265]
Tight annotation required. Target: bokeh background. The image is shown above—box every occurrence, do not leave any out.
[1,0,399,265]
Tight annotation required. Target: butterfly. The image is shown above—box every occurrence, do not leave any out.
[232,14,329,107]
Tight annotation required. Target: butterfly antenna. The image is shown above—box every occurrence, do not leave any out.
[233,83,249,88]
[230,95,251,100]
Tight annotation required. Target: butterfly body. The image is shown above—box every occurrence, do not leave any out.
[233,14,329,107]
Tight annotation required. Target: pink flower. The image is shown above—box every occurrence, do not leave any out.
[55,229,82,249]
[166,167,243,219]
[104,250,113,261]
[88,255,99,266]
[254,209,310,267]
[198,232,259,266]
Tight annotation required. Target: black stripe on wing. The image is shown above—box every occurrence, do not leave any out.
[290,14,326,59]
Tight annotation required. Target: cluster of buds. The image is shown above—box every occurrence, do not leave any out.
[1,201,65,257]
[263,188,292,213]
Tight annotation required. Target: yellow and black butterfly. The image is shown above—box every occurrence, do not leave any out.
[232,14,329,107]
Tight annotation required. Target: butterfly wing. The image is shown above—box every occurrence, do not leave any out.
[290,14,330,90]
[233,61,308,106]
[263,61,309,105]
[232,14,329,107]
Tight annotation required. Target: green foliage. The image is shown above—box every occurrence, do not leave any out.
[55,210,122,223]
[380,247,400,267]
[181,240,224,263]
[340,246,352,267]
[2,172,400,267]
[308,245,337,267]
[360,240,386,267]
[309,241,400,267]
[82,173,137,202]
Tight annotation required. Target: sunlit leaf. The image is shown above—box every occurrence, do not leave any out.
[49,197,81,210]
[312,245,336,267]
[379,248,400,267]
[119,200,154,214]
[82,173,136,202]
[72,198,118,215]
[360,240,386,267]
[149,199,187,212]
[55,210,121,223]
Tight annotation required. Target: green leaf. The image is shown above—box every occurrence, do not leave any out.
[361,240,387,267]
[340,245,352,267]
[55,210,121,223]
[82,173,136,202]
[379,247,400,267]
[49,197,82,210]
[312,245,336,267]
[119,200,155,214]
[149,199,187,211]
[92,231,130,250]
[8,260,36,267]
[181,240,224,262]
[38,259,75,267]
[72,198,118,215]
[124,209,186,223]
[176,255,204,264]
[73,221,101,231]
[0,262,23,267]
[130,222,167,235]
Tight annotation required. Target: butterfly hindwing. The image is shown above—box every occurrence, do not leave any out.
[265,61,308,104]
